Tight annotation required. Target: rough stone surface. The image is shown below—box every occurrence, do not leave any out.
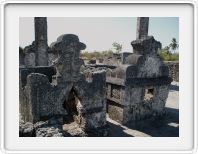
[48,52,56,66]
[103,53,121,66]
[21,17,54,67]
[165,61,179,82]
[24,41,36,67]
[19,17,173,136]
[105,43,171,124]
[121,52,132,64]
[50,34,86,83]
[19,66,56,87]
[34,119,64,137]
[63,122,86,136]
[103,18,172,124]
[19,117,65,137]
[87,32,171,125]
[88,59,96,64]
[131,36,162,55]
[136,17,149,39]
[20,34,107,136]
[34,17,48,66]
[19,120,34,137]
[36,127,64,137]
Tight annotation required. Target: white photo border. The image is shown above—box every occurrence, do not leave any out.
[0,0,197,154]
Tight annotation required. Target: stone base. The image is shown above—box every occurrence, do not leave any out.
[19,117,108,137]
[19,117,65,137]
[107,100,167,125]
[63,122,108,137]
[107,101,124,124]
[19,121,35,137]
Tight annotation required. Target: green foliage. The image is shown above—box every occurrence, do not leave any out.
[101,50,114,57]
[158,37,179,61]
[80,50,113,60]
[80,42,122,60]
[112,42,122,53]
[80,38,179,62]
[158,49,179,61]
[169,38,179,52]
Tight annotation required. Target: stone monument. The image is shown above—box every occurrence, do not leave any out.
[105,17,172,124]
[23,17,49,67]
[34,17,49,66]
[136,17,149,39]
[20,34,107,136]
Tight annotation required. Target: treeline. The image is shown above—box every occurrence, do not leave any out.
[80,38,179,61]
[81,49,179,62]
[80,42,122,60]
[20,38,179,62]
[80,50,114,60]
[158,49,179,61]
[158,38,179,61]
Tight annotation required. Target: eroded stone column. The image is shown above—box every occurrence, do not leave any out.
[34,17,48,66]
[136,17,149,39]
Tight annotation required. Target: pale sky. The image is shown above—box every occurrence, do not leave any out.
[19,17,179,52]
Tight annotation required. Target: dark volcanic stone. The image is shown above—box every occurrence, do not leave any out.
[19,122,34,137]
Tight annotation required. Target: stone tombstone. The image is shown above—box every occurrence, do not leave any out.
[121,52,132,64]
[104,17,171,124]
[131,36,162,55]
[34,17,48,66]
[24,53,36,67]
[136,17,149,39]
[20,34,107,136]
[51,34,86,83]
[106,40,171,124]
[24,41,36,67]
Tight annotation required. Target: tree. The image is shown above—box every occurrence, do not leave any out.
[169,38,179,53]
[158,48,179,61]
[112,42,122,53]
[164,46,170,54]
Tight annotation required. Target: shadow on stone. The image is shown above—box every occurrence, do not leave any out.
[126,107,179,137]
[169,84,179,92]
[107,121,134,137]
[106,107,179,137]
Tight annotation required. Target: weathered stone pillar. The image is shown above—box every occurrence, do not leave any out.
[133,17,151,54]
[34,17,48,66]
[136,17,149,39]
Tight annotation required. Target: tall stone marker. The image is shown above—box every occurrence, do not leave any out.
[136,17,149,39]
[34,17,48,66]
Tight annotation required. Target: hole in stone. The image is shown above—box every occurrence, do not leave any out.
[144,87,154,101]
[63,87,80,124]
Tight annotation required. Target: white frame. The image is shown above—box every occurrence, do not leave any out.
[0,1,197,154]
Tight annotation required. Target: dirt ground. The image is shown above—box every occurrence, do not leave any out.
[107,82,179,137]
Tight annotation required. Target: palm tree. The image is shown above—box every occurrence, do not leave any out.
[169,38,179,53]
[164,46,170,54]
